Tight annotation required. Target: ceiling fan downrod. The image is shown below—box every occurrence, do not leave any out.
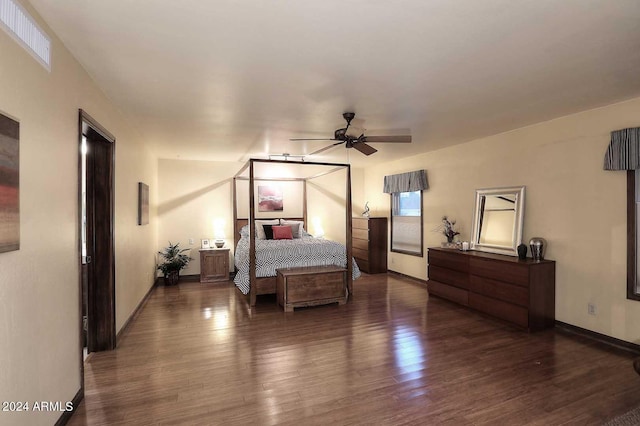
[342,112,355,125]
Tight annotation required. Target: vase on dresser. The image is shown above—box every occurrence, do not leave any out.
[529,237,546,261]
[517,244,528,260]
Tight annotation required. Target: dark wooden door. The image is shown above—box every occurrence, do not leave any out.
[84,126,115,352]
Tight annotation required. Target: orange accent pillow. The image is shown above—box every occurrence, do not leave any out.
[272,225,293,240]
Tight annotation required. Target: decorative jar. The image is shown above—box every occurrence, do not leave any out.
[529,237,546,261]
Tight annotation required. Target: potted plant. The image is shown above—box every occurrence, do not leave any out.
[436,216,460,243]
[157,242,192,285]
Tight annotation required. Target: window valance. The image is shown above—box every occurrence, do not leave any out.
[383,170,428,193]
[604,127,640,171]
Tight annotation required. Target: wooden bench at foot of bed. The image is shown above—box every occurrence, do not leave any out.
[276,265,347,312]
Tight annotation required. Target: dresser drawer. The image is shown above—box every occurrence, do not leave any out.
[355,258,369,273]
[469,275,528,307]
[428,280,469,306]
[353,228,369,240]
[428,265,469,289]
[352,238,369,251]
[352,218,369,230]
[470,257,528,287]
[353,247,368,260]
[468,292,528,328]
[428,249,469,273]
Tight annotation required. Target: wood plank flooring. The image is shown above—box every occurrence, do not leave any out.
[68,273,640,425]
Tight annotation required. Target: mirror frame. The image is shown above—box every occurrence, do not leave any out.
[470,186,525,256]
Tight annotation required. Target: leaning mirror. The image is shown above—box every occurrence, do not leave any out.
[470,186,525,256]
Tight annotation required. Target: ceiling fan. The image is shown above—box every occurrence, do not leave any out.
[290,112,411,156]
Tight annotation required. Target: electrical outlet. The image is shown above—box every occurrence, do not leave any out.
[391,258,395,264]
[587,303,596,316]
[189,238,194,245]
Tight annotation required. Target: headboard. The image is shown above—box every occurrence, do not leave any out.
[234,217,306,248]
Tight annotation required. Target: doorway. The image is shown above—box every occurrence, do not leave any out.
[79,110,115,357]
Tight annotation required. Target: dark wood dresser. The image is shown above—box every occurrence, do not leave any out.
[352,217,388,274]
[427,247,555,332]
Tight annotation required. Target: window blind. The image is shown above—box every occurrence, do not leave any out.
[604,127,640,171]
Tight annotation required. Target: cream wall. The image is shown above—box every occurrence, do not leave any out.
[351,167,365,218]
[157,159,239,276]
[0,2,157,425]
[310,166,366,243]
[307,167,352,244]
[363,97,640,345]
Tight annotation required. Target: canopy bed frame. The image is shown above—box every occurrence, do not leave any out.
[233,158,354,307]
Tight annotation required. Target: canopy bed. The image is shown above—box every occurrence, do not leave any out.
[232,158,360,307]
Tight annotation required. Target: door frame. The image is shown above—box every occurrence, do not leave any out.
[77,109,116,381]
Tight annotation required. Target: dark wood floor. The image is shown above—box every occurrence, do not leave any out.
[68,273,640,425]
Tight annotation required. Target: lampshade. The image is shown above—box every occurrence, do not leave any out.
[213,218,226,247]
[313,217,325,238]
[213,218,226,239]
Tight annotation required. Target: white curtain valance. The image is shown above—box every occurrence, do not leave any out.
[604,127,640,170]
[383,170,428,193]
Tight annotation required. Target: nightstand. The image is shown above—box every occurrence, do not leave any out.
[199,248,230,283]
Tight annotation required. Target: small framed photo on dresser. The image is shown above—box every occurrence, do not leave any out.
[201,239,210,249]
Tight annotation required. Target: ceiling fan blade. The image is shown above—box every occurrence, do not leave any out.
[290,138,338,141]
[352,142,377,156]
[308,141,344,156]
[362,135,412,143]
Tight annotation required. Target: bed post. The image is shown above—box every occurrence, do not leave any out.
[346,164,353,297]
[303,180,308,227]
[249,160,257,306]
[232,177,238,252]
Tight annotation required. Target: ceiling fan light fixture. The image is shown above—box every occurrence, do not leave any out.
[290,112,412,157]
[268,153,305,162]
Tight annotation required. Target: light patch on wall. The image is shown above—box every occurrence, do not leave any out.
[312,217,324,238]
[253,162,298,179]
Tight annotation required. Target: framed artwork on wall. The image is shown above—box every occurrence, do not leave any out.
[138,182,149,225]
[258,185,283,212]
[0,112,19,253]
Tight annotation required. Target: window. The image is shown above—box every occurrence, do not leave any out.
[390,190,423,256]
[0,0,51,71]
[628,170,640,300]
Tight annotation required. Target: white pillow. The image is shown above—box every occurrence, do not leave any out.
[255,219,280,239]
[280,220,304,238]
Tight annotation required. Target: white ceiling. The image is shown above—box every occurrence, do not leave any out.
[29,0,640,167]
